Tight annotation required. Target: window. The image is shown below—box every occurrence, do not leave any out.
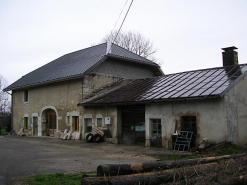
[181,116,196,134]
[97,118,102,127]
[24,90,28,102]
[24,117,28,129]
[151,119,161,136]
[85,118,92,132]
[73,116,79,132]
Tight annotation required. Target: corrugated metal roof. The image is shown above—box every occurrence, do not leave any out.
[80,64,247,106]
[4,43,159,91]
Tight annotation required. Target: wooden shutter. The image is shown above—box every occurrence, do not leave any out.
[28,117,32,129]
[21,117,24,128]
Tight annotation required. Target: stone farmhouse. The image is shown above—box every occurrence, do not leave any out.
[4,42,163,140]
[4,44,247,149]
[79,47,247,148]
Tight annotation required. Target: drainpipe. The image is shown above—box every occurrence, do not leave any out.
[6,91,13,130]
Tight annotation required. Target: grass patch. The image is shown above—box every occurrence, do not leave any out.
[0,128,8,135]
[162,143,247,161]
[21,172,95,185]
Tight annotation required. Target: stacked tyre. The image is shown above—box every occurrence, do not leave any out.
[86,133,103,143]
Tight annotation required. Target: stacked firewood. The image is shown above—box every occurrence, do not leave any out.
[81,154,247,185]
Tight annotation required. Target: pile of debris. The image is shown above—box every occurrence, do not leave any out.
[56,129,80,140]
[81,153,247,185]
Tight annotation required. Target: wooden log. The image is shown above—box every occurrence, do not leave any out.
[83,161,247,185]
[212,174,247,185]
[204,141,231,152]
[97,153,247,176]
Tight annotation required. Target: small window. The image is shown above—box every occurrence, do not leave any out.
[85,118,92,132]
[181,116,197,134]
[73,116,79,132]
[24,117,28,129]
[24,90,29,102]
[97,118,102,127]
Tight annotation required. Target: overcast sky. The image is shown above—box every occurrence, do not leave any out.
[1,0,247,87]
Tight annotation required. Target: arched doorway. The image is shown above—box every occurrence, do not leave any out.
[41,108,57,137]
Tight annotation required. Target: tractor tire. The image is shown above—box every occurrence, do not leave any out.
[86,133,94,142]
[94,134,103,143]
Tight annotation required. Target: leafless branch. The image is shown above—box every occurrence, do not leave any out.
[101,30,158,62]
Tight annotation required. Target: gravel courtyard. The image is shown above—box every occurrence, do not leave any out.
[0,135,177,183]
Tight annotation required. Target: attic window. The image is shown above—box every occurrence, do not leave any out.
[24,90,29,102]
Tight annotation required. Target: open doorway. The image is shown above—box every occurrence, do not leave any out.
[181,116,197,147]
[120,105,145,145]
[46,109,56,136]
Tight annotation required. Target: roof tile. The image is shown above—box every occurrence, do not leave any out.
[80,64,247,106]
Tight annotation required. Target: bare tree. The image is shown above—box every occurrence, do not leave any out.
[0,75,10,113]
[102,30,158,62]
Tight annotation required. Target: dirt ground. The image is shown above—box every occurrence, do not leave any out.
[0,135,184,183]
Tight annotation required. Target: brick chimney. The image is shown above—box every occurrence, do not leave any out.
[222,46,238,66]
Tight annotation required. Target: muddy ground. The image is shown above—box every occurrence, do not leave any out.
[0,135,185,183]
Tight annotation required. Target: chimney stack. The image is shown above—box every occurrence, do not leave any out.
[106,41,112,54]
[222,46,238,67]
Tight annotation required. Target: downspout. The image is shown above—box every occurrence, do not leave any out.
[6,91,13,130]
[80,77,84,141]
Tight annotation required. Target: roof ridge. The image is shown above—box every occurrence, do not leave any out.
[164,63,247,76]
[63,42,106,57]
[111,43,158,65]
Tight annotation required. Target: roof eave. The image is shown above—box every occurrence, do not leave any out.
[106,53,159,67]
[79,95,221,107]
[3,55,109,92]
[3,75,85,92]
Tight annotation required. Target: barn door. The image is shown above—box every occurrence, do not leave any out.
[46,110,56,136]
[121,105,145,145]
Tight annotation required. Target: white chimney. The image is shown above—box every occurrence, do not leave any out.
[106,41,112,54]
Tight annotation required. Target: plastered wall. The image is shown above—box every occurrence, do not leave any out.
[145,98,226,148]
[82,106,118,143]
[224,75,247,145]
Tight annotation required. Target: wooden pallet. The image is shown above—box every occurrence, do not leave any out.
[91,127,104,136]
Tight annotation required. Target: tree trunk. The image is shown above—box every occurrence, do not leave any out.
[97,153,247,176]
[83,160,247,185]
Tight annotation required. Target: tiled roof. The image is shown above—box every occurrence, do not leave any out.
[4,43,159,91]
[80,64,247,106]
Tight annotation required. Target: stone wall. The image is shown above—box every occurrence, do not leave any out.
[12,78,83,135]
[12,75,124,139]
[92,58,156,79]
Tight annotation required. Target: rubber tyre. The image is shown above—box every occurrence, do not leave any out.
[94,134,103,143]
[86,133,94,142]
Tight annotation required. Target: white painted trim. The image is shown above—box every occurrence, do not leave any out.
[23,113,29,117]
[40,105,59,132]
[32,113,38,117]
[40,105,58,117]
